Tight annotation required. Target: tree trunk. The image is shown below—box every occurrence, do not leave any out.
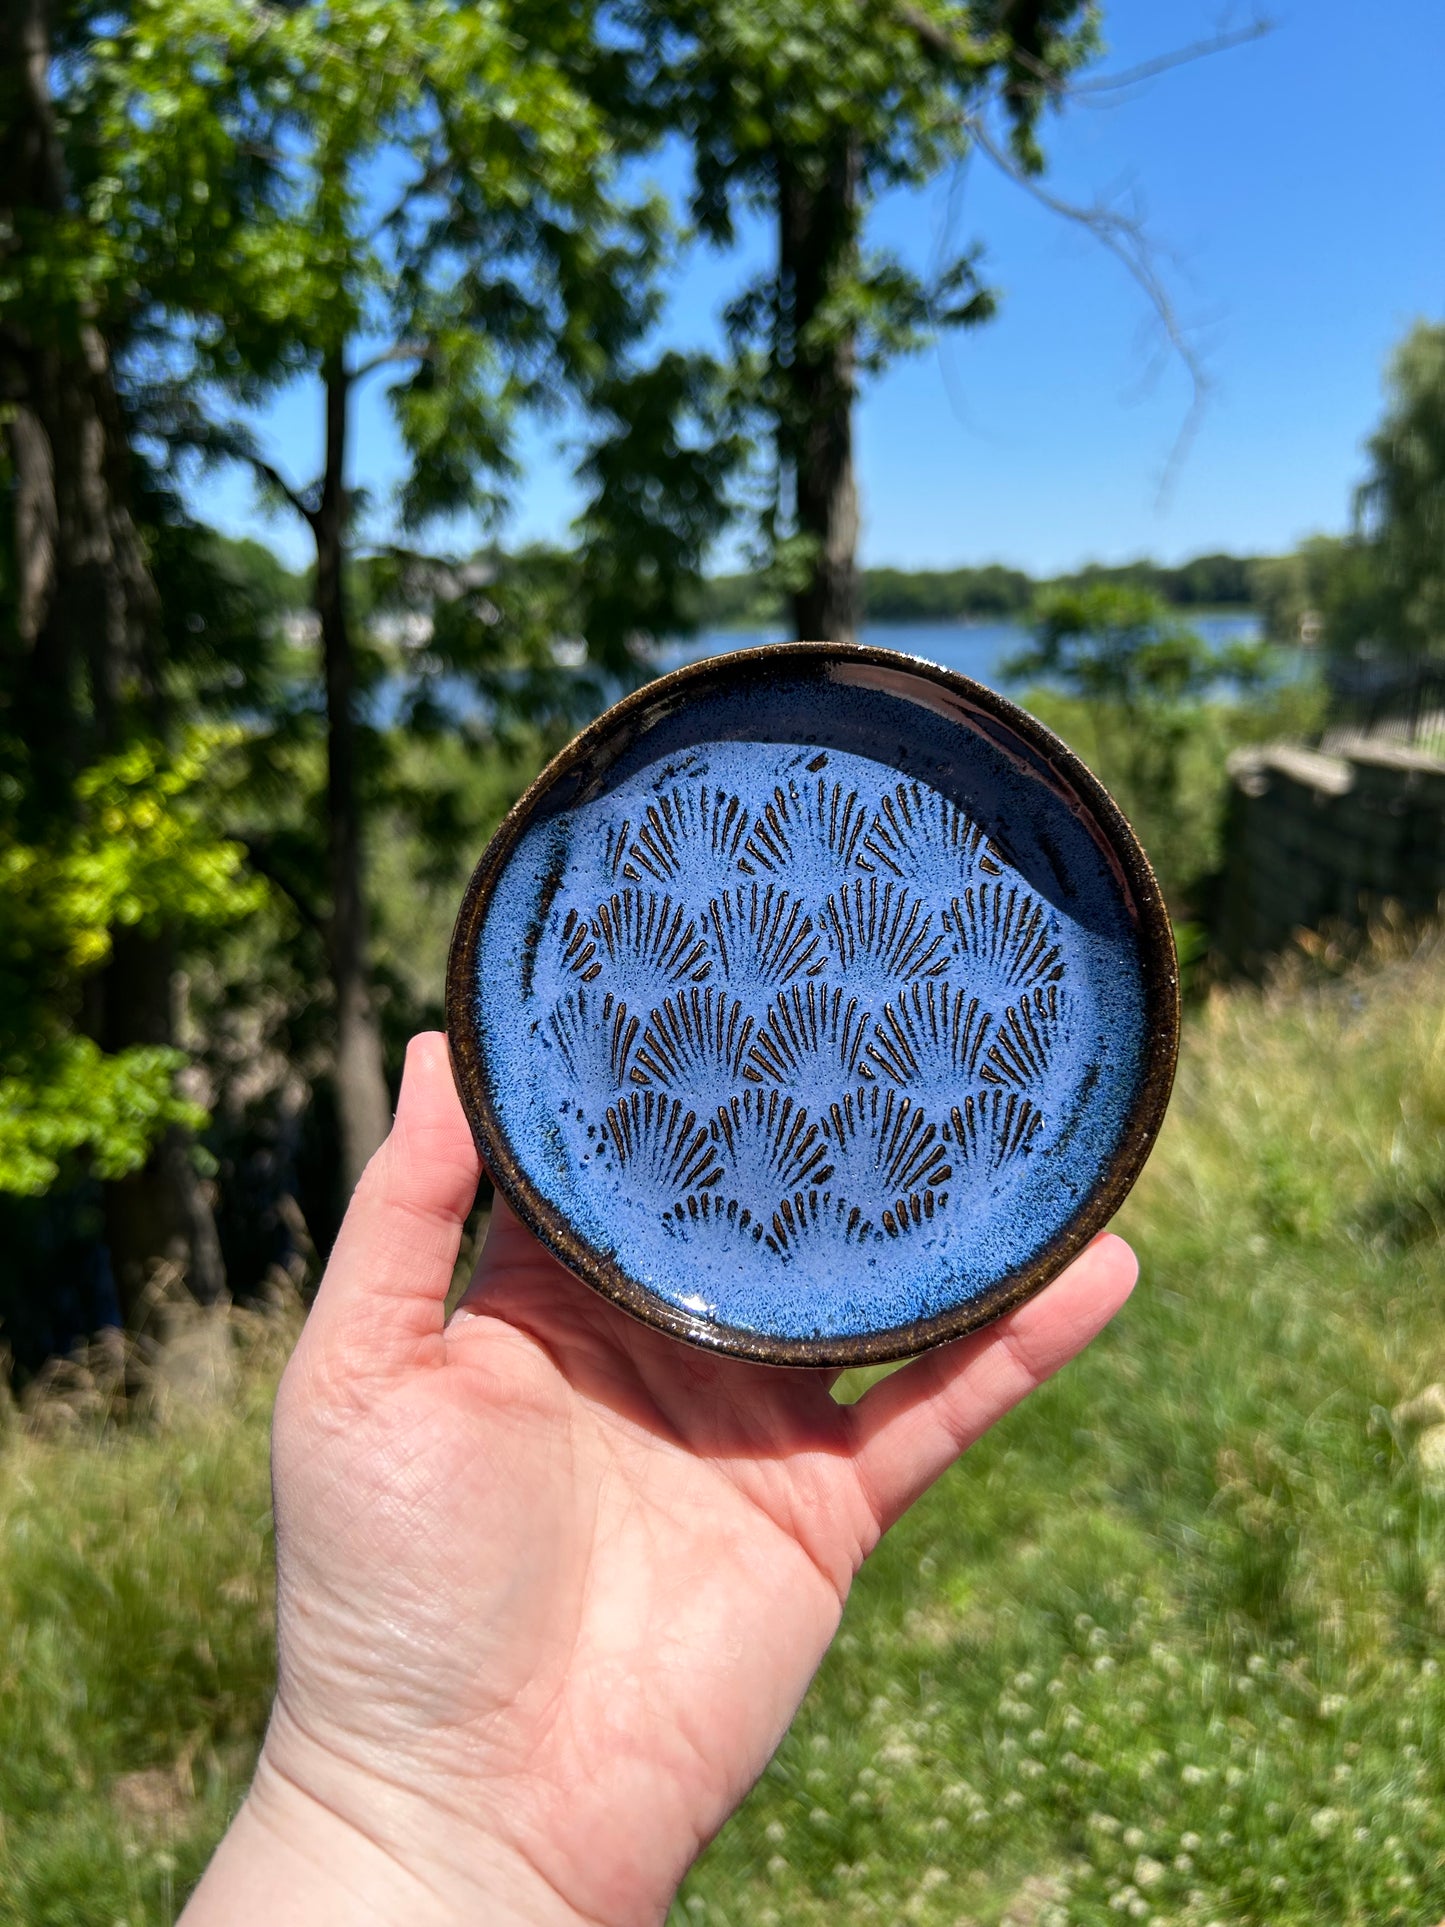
[776,138,862,648]
[314,357,393,1198]
[1,0,226,1318]
[102,930,227,1321]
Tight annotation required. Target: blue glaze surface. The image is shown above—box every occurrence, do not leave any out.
[469,660,1152,1344]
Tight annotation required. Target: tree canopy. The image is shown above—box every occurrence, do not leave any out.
[628,0,1100,642]
[1357,320,1445,659]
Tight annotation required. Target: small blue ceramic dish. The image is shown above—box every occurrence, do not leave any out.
[446,643,1178,1367]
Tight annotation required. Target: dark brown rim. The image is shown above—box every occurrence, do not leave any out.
[446,641,1179,1368]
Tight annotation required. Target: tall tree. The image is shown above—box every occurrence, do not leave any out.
[1355,320,1445,660]
[98,0,729,1198]
[0,0,157,775]
[1252,323,1445,670]
[633,0,1099,645]
[0,0,234,1312]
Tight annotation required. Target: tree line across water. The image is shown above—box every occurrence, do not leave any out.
[696,552,1263,626]
[210,543,1267,631]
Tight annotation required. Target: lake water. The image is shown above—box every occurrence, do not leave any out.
[372,612,1271,729]
[653,613,1264,690]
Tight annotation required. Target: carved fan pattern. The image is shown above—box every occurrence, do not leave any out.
[540,749,1073,1268]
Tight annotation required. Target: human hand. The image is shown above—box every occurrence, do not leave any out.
[183,1032,1135,1926]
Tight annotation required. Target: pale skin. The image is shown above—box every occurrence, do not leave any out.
[182,1032,1136,1926]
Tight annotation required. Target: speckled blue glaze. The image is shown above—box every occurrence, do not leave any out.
[470,660,1151,1344]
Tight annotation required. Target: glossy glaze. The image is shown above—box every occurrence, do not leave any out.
[448,645,1178,1366]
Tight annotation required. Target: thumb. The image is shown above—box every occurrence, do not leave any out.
[305,1032,482,1370]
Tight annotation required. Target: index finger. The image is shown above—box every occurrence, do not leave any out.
[306,1032,482,1369]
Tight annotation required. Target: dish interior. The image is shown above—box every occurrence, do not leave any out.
[468,660,1153,1343]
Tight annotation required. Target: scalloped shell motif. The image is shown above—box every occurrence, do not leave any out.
[544,758,1073,1269]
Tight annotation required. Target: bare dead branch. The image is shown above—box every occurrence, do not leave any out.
[1019,17,1272,101]
[242,452,319,528]
[963,113,1211,501]
[899,6,1270,104]
[351,341,431,382]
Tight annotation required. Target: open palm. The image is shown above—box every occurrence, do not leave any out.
[242,1034,1134,1927]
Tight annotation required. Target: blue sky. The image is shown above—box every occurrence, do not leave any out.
[195,0,1445,577]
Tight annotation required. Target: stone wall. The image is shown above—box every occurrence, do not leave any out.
[1215,740,1445,971]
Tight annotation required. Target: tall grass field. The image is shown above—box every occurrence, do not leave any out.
[4,931,1445,1925]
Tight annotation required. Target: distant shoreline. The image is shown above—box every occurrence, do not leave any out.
[701,603,1259,634]
[694,553,1267,629]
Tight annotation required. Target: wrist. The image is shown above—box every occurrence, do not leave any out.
[182,1734,605,1927]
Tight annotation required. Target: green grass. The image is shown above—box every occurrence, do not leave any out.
[5,934,1445,1924]
[0,1317,286,1926]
